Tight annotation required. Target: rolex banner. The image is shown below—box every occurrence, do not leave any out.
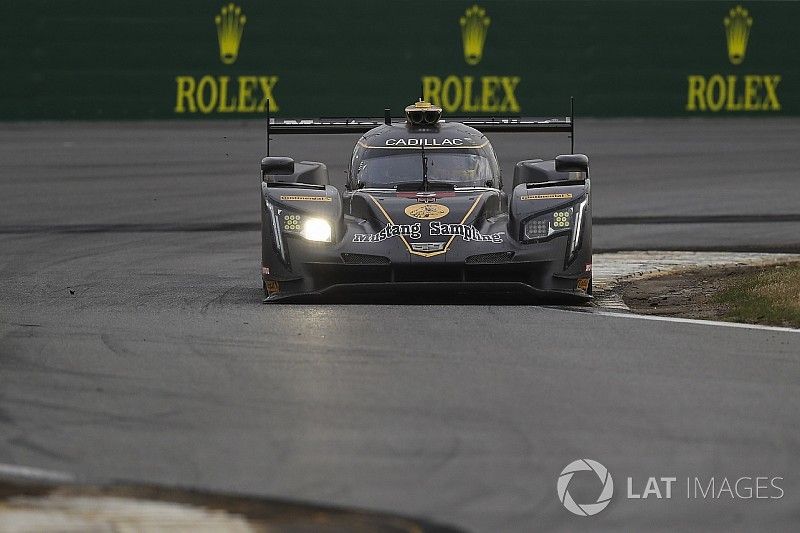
[2,0,797,119]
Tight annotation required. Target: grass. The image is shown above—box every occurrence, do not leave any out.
[715,263,800,328]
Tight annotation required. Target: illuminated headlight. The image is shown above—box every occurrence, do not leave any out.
[302,217,332,242]
[523,207,573,241]
[281,214,332,242]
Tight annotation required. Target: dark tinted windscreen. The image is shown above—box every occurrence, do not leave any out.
[356,150,494,187]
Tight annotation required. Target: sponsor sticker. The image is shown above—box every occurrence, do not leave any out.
[404,203,450,220]
[385,138,466,147]
[429,221,504,243]
[521,193,573,200]
[279,195,332,202]
[353,223,422,243]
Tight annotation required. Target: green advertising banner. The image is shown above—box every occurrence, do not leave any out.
[1,1,796,119]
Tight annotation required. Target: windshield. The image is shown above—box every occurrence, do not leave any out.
[355,150,495,188]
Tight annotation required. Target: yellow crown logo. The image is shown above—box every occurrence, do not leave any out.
[460,5,490,65]
[724,5,752,65]
[214,3,246,65]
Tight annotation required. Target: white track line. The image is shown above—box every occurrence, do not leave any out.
[0,462,74,482]
[589,309,800,334]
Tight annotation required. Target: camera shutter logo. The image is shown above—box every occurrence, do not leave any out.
[557,459,614,517]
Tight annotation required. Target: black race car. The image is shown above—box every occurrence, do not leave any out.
[259,101,592,302]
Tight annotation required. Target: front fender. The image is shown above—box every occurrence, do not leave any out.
[508,180,590,242]
[261,183,344,269]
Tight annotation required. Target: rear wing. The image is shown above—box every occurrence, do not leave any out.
[264,97,575,154]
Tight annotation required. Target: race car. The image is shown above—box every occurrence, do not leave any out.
[260,100,592,302]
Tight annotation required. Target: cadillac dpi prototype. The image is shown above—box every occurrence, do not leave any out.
[260,101,592,302]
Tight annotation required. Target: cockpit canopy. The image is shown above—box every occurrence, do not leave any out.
[348,123,501,189]
[354,149,496,188]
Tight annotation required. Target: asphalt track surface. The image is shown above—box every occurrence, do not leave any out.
[1,120,799,532]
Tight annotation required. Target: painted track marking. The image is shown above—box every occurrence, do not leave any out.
[551,307,800,334]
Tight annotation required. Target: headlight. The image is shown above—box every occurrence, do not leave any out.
[523,206,574,241]
[521,193,589,263]
[302,217,332,242]
[281,213,332,242]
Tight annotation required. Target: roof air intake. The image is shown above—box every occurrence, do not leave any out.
[405,101,442,127]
